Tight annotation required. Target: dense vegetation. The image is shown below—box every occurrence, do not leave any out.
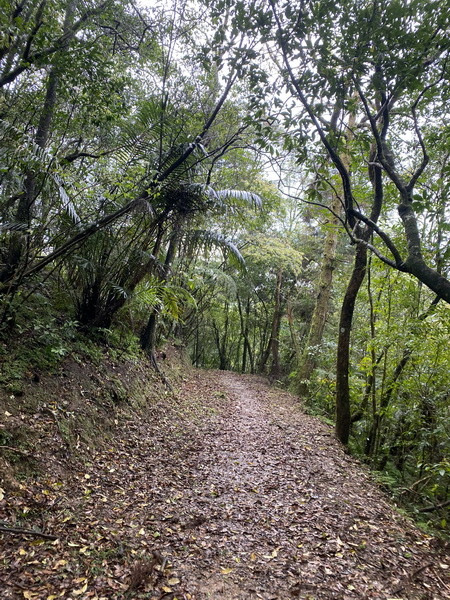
[1,0,449,533]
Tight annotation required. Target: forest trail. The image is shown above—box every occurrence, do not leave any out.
[177,372,449,599]
[1,369,449,599]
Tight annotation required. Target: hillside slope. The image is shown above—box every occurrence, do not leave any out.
[0,358,449,599]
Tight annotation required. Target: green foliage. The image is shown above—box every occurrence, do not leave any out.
[0,313,76,384]
[242,233,303,275]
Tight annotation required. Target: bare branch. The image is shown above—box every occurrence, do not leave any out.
[268,0,356,226]
[349,209,405,268]
[0,524,58,540]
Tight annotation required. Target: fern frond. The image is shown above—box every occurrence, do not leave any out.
[107,284,129,300]
[193,264,238,296]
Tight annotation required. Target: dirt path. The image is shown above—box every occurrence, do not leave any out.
[174,372,449,599]
[1,369,449,599]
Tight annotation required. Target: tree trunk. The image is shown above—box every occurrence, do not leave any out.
[0,0,75,284]
[335,239,368,444]
[297,194,340,398]
[259,268,283,378]
[140,312,158,357]
[237,295,254,373]
[335,129,384,444]
[211,307,230,370]
[140,224,181,355]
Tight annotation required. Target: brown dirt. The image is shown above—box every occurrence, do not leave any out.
[0,365,449,599]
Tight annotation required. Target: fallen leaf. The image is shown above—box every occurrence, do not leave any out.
[53,559,67,569]
[73,582,88,596]
[168,577,180,585]
[220,568,233,574]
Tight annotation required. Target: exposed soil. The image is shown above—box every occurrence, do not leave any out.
[0,365,449,599]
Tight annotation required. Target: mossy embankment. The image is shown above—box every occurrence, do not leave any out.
[0,341,189,492]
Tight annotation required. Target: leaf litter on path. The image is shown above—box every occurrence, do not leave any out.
[0,369,449,599]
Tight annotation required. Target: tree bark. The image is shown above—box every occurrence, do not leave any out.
[335,239,368,444]
[297,194,340,398]
[140,225,181,355]
[237,295,254,373]
[335,132,384,444]
[0,2,77,284]
[259,268,283,378]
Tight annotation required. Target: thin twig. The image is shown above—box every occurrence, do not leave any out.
[392,562,434,594]
[0,524,58,540]
[0,445,32,458]
[419,499,450,513]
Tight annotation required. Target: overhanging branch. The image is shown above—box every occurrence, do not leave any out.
[349,209,404,268]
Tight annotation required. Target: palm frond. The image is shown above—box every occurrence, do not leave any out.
[134,278,196,320]
[192,264,238,296]
[160,284,196,321]
[189,229,246,270]
[107,284,129,300]
[117,98,179,166]
[215,189,262,210]
[50,173,81,227]
[158,143,197,181]
[0,222,29,231]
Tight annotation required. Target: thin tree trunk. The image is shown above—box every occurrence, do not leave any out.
[1,0,76,283]
[140,224,181,354]
[259,268,283,378]
[245,298,255,373]
[219,304,229,370]
[335,127,384,444]
[297,193,340,398]
[237,295,254,373]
